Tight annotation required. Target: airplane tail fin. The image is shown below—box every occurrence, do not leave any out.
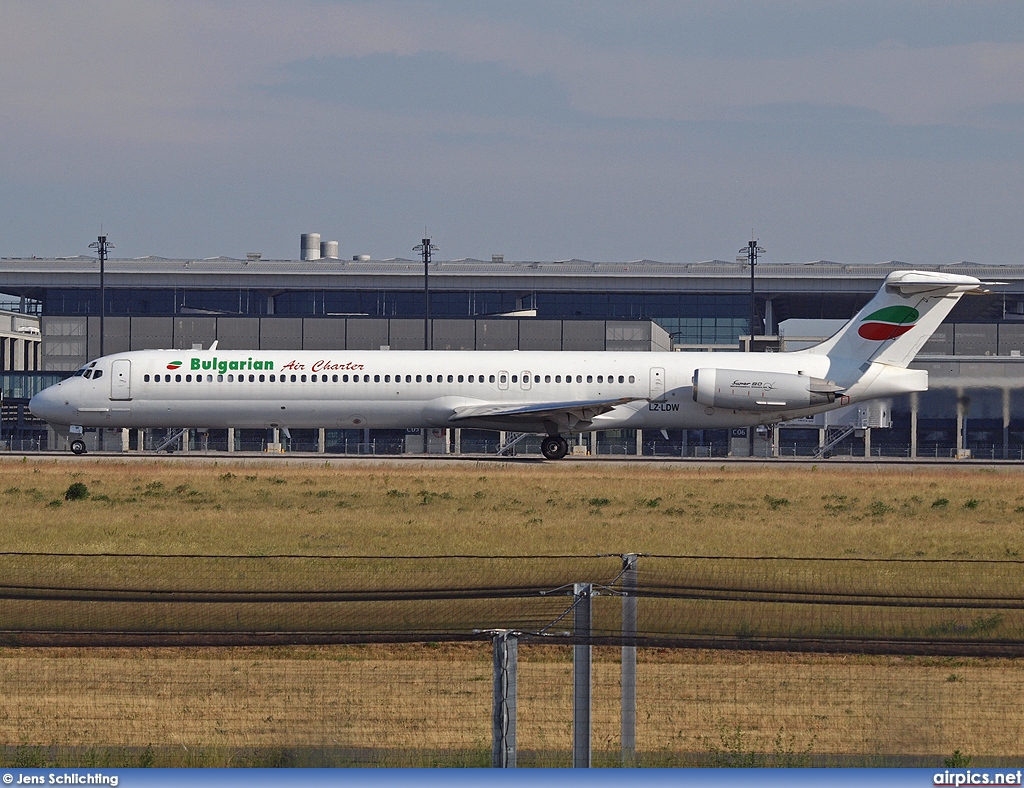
[800,270,984,367]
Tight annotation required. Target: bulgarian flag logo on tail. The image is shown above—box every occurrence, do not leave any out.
[857,306,920,341]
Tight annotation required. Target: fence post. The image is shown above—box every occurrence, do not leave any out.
[492,630,518,768]
[573,582,592,768]
[621,554,638,765]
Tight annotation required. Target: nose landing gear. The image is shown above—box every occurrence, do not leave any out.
[540,435,569,460]
[69,439,87,455]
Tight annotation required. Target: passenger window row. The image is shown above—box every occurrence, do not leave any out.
[140,372,638,385]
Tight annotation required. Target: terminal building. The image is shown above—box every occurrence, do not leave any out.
[2,240,1024,458]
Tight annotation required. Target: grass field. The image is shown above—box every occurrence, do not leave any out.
[1,644,1021,766]
[2,458,1024,558]
[2,457,1024,766]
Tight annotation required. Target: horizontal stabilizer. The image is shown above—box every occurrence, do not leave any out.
[884,271,989,295]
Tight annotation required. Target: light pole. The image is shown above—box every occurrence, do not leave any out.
[88,235,114,358]
[414,237,438,350]
[739,239,765,351]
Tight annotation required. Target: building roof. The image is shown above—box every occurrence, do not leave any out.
[1,257,1022,296]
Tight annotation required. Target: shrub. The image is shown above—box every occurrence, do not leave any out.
[64,482,89,501]
[945,750,972,768]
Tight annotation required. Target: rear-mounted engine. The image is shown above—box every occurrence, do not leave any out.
[692,368,843,410]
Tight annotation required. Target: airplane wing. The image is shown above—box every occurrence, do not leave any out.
[450,396,641,430]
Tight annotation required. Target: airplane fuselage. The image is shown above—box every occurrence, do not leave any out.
[30,347,924,434]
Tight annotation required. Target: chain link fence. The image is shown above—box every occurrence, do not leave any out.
[1,553,1023,767]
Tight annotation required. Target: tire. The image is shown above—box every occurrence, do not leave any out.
[70,439,87,455]
[540,435,569,460]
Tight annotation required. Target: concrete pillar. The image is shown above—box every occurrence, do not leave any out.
[182,429,190,453]
[492,631,518,768]
[772,424,780,458]
[635,429,643,456]
[1003,388,1011,460]
[864,427,871,458]
[573,583,592,768]
[121,428,129,452]
[137,429,145,452]
[227,427,235,452]
[956,390,965,456]
[318,428,326,454]
[454,428,462,455]
[910,392,918,459]
[621,555,638,766]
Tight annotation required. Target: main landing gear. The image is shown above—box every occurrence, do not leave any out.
[540,435,569,460]
[70,439,87,455]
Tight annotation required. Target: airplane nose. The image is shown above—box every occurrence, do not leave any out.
[29,385,70,425]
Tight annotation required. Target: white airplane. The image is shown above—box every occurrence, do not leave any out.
[30,270,984,459]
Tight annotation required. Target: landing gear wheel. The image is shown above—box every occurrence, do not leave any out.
[69,439,87,455]
[541,435,569,460]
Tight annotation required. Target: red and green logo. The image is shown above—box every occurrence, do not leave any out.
[858,306,920,341]
[166,360,183,370]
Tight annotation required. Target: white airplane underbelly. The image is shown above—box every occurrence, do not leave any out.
[123,397,430,430]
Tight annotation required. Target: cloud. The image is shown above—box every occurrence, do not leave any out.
[269,52,575,121]
[2,1,1024,261]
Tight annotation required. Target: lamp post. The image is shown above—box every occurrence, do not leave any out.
[739,239,765,351]
[413,237,438,350]
[88,235,114,358]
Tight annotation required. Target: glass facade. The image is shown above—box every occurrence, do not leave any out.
[42,288,748,344]
[537,292,748,344]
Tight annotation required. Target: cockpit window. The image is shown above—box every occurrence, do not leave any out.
[83,370,93,379]
[73,369,87,377]
[93,369,103,379]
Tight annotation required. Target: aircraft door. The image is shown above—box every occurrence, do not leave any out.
[650,367,665,400]
[110,359,131,400]
[521,370,532,391]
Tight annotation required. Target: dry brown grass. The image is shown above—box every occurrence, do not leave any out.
[2,458,1024,558]
[3,459,1024,765]
[1,644,1022,764]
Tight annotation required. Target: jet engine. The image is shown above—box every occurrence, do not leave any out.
[692,368,843,410]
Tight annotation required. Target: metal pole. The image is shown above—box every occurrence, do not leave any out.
[739,239,764,457]
[739,239,765,348]
[621,554,638,766]
[492,631,518,768]
[414,237,437,350]
[573,582,592,768]
[424,240,429,350]
[89,235,113,359]
[749,240,755,345]
[99,239,105,359]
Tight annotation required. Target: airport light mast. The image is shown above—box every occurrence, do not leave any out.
[89,234,114,358]
[414,236,438,350]
[739,238,765,350]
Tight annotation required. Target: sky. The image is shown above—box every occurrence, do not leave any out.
[2,1,1024,264]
